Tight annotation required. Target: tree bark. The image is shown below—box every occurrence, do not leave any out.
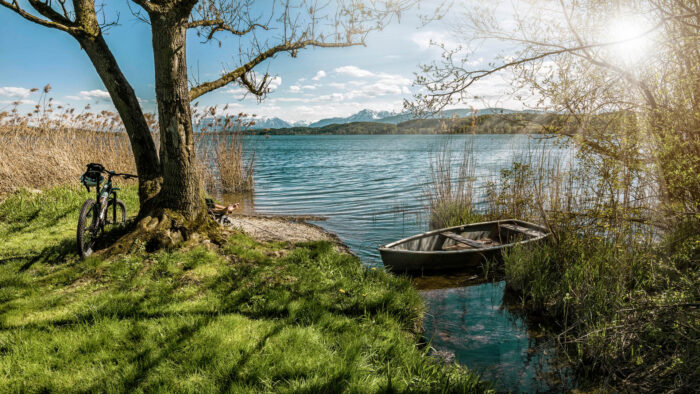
[74,32,162,211]
[150,12,202,220]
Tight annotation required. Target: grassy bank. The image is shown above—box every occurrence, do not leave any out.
[0,186,487,392]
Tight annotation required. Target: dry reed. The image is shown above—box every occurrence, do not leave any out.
[0,88,254,197]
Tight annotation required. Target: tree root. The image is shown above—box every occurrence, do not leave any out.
[98,207,227,258]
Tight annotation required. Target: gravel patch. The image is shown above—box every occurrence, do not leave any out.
[222,214,348,248]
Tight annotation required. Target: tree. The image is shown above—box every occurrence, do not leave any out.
[1,0,414,225]
[410,0,700,226]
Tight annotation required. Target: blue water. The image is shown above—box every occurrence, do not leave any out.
[227,134,571,391]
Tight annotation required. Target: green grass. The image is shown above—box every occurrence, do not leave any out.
[0,186,488,393]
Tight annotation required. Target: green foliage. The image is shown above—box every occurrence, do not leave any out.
[502,226,699,391]
[0,186,488,393]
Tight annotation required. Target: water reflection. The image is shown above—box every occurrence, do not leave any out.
[412,265,496,290]
[214,191,255,214]
[422,281,571,392]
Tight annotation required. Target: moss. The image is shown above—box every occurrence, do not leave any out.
[0,185,489,392]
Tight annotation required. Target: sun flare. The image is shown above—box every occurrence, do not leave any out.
[603,15,654,63]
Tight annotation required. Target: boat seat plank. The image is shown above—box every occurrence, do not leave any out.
[441,232,485,248]
[500,223,545,237]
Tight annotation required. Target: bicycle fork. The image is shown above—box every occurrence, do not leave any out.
[98,190,110,222]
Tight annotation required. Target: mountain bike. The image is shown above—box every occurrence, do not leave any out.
[77,163,137,259]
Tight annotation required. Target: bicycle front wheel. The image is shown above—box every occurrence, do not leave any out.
[77,199,98,259]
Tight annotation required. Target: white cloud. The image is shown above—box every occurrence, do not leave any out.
[334,65,375,78]
[411,31,460,51]
[332,72,412,100]
[279,70,413,106]
[0,99,34,105]
[225,87,247,96]
[81,89,111,99]
[66,89,111,101]
[268,76,282,91]
[289,84,317,93]
[311,70,326,81]
[469,57,484,66]
[0,87,33,98]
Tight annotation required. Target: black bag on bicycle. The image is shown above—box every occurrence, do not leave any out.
[80,163,104,190]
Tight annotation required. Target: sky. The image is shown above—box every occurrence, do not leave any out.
[0,1,523,124]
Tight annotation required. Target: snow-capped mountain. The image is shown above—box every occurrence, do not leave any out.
[309,109,397,128]
[305,108,520,128]
[247,116,292,129]
[205,107,527,131]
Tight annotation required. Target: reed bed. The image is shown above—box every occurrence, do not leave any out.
[425,130,698,391]
[0,89,254,197]
[423,139,479,229]
[192,105,255,194]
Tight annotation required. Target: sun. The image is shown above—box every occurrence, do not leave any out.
[603,15,654,64]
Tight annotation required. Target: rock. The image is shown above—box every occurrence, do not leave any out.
[429,349,456,365]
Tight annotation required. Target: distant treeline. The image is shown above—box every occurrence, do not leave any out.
[243,113,566,135]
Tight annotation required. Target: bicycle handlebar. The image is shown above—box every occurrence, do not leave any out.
[103,169,138,179]
[112,172,138,179]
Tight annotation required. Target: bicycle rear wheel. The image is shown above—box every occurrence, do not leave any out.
[77,199,98,259]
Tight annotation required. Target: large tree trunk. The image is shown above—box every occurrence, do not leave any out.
[150,13,203,220]
[74,33,162,211]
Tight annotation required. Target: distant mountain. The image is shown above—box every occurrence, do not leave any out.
[307,107,521,128]
[206,107,535,131]
[245,112,560,135]
[309,109,396,128]
[378,108,520,124]
[248,116,292,129]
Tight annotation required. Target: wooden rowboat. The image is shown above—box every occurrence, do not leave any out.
[378,219,550,273]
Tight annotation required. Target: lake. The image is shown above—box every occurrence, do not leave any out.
[225,134,572,391]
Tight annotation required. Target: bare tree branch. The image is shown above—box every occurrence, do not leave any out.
[238,71,268,97]
[187,18,267,39]
[0,0,74,32]
[189,39,363,101]
[130,0,158,14]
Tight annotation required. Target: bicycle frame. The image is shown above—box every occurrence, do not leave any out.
[91,173,119,233]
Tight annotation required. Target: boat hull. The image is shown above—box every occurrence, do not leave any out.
[378,219,549,273]
[379,247,498,273]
